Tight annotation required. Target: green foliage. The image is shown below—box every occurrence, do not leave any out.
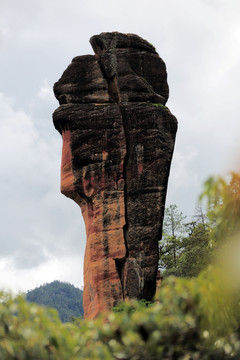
[177,223,212,277]
[112,299,154,313]
[159,204,186,275]
[163,204,186,238]
[159,205,212,278]
[1,259,240,359]
[26,281,83,322]
[200,172,240,247]
[0,292,75,359]
[159,236,183,276]
[151,103,169,109]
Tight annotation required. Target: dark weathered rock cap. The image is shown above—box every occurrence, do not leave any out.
[90,32,157,55]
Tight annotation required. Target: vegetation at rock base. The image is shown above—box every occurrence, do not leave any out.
[1,258,240,359]
[26,281,83,322]
[1,172,240,359]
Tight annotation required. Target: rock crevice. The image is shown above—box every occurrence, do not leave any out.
[53,32,177,319]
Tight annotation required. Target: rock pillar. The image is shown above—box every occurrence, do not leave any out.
[53,32,177,319]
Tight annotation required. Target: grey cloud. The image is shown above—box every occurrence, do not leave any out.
[0,92,86,271]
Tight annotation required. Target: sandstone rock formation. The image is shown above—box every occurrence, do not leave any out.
[53,32,177,319]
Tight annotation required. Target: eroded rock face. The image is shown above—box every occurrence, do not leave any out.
[53,32,177,319]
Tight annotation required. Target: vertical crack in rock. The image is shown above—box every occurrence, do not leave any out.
[119,105,130,300]
[112,102,130,300]
[53,32,178,319]
[90,33,129,298]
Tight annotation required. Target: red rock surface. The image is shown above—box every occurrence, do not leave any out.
[53,32,177,319]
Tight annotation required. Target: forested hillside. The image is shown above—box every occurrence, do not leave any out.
[26,281,83,322]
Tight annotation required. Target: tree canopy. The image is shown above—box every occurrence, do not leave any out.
[26,280,83,322]
[200,172,240,246]
[159,204,212,278]
[160,172,240,280]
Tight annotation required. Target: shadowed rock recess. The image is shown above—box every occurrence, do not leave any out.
[53,32,177,319]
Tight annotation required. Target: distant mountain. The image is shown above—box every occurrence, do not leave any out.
[26,280,84,322]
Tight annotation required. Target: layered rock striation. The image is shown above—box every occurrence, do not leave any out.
[53,32,177,319]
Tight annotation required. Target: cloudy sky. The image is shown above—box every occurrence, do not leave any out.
[1,0,240,293]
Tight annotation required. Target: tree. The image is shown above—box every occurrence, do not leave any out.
[193,202,207,226]
[177,223,212,277]
[160,204,212,278]
[200,172,240,247]
[159,205,186,276]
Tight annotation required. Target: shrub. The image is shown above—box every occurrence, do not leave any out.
[1,253,240,359]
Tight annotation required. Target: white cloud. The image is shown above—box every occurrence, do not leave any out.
[0,255,83,294]
[169,150,199,191]
[37,79,55,103]
[0,26,9,39]
[0,92,86,290]
[166,148,201,217]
